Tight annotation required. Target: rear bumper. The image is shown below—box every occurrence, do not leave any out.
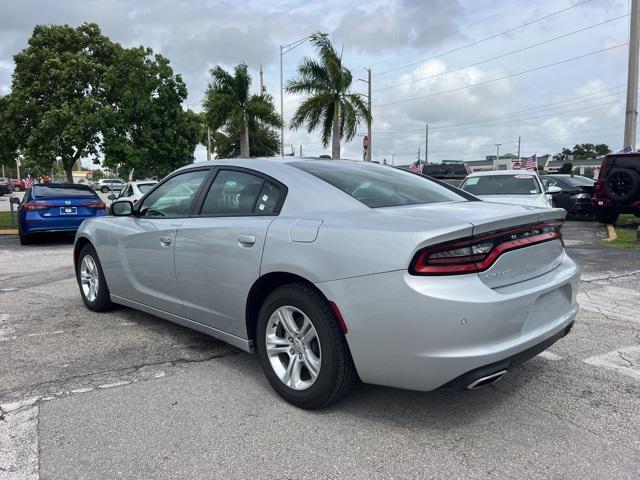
[316,252,580,391]
[21,212,106,234]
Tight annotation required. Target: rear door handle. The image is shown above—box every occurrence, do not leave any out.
[160,236,173,247]
[237,235,256,246]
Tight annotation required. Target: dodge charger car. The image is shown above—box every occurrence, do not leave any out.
[74,158,580,409]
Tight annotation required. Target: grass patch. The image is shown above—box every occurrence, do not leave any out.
[0,212,17,229]
[607,228,640,249]
[618,214,640,228]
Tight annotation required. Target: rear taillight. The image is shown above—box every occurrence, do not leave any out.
[410,221,563,276]
[85,200,106,209]
[24,202,54,211]
[594,180,605,194]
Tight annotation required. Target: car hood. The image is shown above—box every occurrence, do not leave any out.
[472,194,551,208]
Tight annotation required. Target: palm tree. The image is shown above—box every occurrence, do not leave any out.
[204,63,281,157]
[286,33,370,159]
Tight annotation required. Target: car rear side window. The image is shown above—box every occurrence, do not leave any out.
[461,174,541,195]
[32,186,96,198]
[200,170,281,216]
[291,161,467,208]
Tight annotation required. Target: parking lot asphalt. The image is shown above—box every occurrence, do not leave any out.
[1,221,639,479]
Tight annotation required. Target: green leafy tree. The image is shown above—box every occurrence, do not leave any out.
[286,32,370,159]
[214,121,280,158]
[561,143,611,160]
[101,46,201,178]
[560,162,573,174]
[0,96,21,176]
[9,23,118,182]
[204,63,281,158]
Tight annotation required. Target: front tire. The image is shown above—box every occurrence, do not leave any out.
[76,244,113,311]
[101,186,109,193]
[256,284,357,409]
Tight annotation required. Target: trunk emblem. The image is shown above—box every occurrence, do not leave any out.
[65,200,71,205]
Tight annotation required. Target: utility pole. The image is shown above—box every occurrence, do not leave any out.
[299,145,303,156]
[391,153,396,166]
[417,147,421,162]
[624,0,640,149]
[494,143,502,169]
[358,68,372,161]
[517,136,521,159]
[206,127,212,161]
[16,157,20,179]
[259,63,264,94]
[425,124,429,164]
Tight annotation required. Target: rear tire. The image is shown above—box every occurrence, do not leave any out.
[256,283,357,409]
[18,229,33,245]
[594,209,619,225]
[76,244,113,311]
[101,186,109,193]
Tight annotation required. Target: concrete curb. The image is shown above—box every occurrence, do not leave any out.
[0,229,18,235]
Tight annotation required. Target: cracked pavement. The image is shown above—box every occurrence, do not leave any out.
[1,221,640,479]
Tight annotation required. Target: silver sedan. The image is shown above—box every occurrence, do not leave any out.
[74,158,580,409]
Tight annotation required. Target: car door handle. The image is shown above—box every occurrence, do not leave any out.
[160,236,173,247]
[237,235,256,246]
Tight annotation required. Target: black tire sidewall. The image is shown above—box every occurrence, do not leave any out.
[76,244,112,311]
[256,285,342,409]
[606,169,639,202]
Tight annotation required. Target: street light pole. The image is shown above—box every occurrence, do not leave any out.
[280,36,313,157]
[366,68,372,162]
[494,143,502,169]
[624,0,640,149]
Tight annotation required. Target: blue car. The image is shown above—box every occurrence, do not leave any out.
[15,183,107,245]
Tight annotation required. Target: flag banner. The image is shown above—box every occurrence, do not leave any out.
[410,160,421,173]
[525,154,537,170]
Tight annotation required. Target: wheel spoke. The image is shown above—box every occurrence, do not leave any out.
[278,308,299,336]
[266,333,291,356]
[302,324,317,344]
[301,352,320,380]
[282,356,301,388]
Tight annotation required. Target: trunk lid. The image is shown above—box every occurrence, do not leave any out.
[380,201,566,288]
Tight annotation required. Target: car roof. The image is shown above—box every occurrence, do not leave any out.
[130,180,157,185]
[466,169,539,177]
[33,182,93,189]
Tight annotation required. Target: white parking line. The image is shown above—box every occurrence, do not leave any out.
[583,346,640,381]
[0,405,39,480]
[537,351,564,361]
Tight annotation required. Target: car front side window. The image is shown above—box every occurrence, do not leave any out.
[138,170,209,217]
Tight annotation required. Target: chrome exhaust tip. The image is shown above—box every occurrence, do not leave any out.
[466,370,507,390]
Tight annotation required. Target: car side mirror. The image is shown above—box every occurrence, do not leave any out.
[111,200,134,216]
[107,194,116,200]
[546,186,562,194]
[10,197,20,205]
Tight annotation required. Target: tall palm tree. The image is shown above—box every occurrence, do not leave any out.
[204,63,281,157]
[286,33,370,159]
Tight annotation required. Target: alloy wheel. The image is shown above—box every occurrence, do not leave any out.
[265,305,322,391]
[80,255,100,302]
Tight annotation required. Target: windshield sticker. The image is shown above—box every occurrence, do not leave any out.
[465,177,479,185]
[529,190,538,194]
[515,175,533,179]
[258,204,265,211]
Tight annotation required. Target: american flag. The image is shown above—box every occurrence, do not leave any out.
[24,175,34,188]
[525,154,537,170]
[410,160,421,173]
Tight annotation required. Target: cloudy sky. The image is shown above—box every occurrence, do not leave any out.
[0,0,631,164]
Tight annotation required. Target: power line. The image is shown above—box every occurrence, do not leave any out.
[373,0,593,77]
[375,43,628,109]
[364,85,627,136]
[374,15,629,93]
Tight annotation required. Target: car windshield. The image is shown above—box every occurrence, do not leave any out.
[138,183,155,193]
[32,186,97,198]
[291,161,467,208]
[461,174,541,195]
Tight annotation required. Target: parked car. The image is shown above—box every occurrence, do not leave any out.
[108,181,157,204]
[14,183,107,245]
[95,178,125,193]
[460,170,560,208]
[421,163,469,187]
[592,152,640,224]
[0,177,12,196]
[74,159,579,409]
[540,175,594,215]
[9,178,26,192]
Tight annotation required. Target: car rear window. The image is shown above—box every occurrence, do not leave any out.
[33,186,97,198]
[460,174,541,195]
[138,184,155,194]
[563,176,594,186]
[291,161,467,208]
